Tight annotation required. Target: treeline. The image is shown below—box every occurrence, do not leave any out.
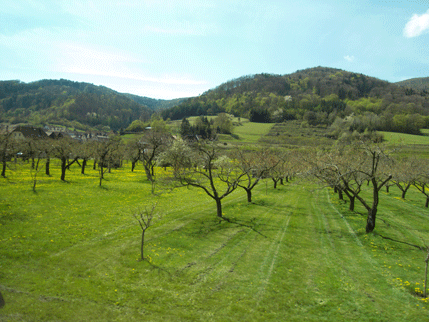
[396,77,429,92]
[179,114,233,138]
[161,67,429,135]
[0,80,154,131]
[123,93,189,111]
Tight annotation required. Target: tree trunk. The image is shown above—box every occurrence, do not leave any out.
[349,196,355,211]
[81,159,87,175]
[246,189,252,203]
[216,198,223,218]
[144,165,153,182]
[140,229,145,261]
[131,161,136,172]
[93,160,97,170]
[338,189,343,200]
[99,167,104,186]
[425,196,429,208]
[0,290,4,308]
[386,185,389,193]
[45,157,50,176]
[401,190,407,199]
[272,178,278,189]
[1,159,6,177]
[61,157,67,181]
[32,158,40,192]
[366,207,377,233]
[366,179,380,233]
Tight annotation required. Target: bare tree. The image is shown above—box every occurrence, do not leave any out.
[266,151,286,189]
[308,141,393,232]
[0,131,15,178]
[42,139,54,176]
[162,140,244,220]
[391,157,420,199]
[76,140,94,175]
[30,140,46,192]
[343,142,393,232]
[51,137,78,181]
[140,130,169,182]
[125,137,143,172]
[308,149,356,209]
[133,203,159,261]
[93,137,121,186]
[234,148,276,202]
[20,137,39,169]
[411,159,429,207]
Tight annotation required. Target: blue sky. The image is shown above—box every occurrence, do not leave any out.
[1,1,429,99]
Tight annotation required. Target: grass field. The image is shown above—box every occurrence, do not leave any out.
[1,161,429,321]
[167,116,274,145]
[379,131,429,158]
[380,131,429,145]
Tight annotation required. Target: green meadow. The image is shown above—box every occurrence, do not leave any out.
[1,159,429,321]
[380,131,429,145]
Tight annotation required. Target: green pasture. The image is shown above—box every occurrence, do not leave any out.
[1,162,429,321]
[380,131,429,145]
[166,116,274,145]
[232,121,274,143]
[380,131,429,158]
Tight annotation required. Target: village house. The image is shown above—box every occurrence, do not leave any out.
[11,125,48,140]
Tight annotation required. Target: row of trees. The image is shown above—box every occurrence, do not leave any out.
[307,140,429,232]
[3,127,429,234]
[0,129,299,218]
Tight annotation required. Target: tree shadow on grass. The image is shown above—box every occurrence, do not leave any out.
[142,258,172,276]
[186,217,236,238]
[225,217,269,238]
[0,210,28,224]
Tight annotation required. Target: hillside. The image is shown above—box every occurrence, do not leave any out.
[396,77,429,92]
[161,67,429,135]
[123,93,189,111]
[0,79,183,131]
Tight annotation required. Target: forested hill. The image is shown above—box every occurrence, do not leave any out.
[396,77,429,92]
[161,67,429,134]
[0,79,181,131]
[123,93,189,111]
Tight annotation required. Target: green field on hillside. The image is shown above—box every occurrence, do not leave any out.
[379,131,429,158]
[381,131,429,145]
[1,161,429,321]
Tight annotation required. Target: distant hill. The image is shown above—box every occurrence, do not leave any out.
[123,93,189,111]
[3,68,429,135]
[0,79,185,131]
[161,67,429,135]
[395,77,429,92]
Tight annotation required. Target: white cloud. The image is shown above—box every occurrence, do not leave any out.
[344,55,355,62]
[56,43,208,86]
[404,9,429,38]
[65,67,207,86]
